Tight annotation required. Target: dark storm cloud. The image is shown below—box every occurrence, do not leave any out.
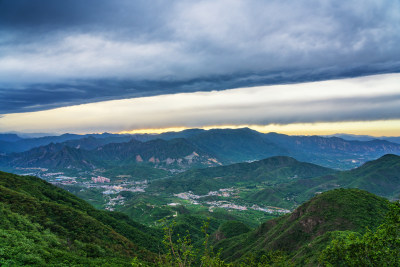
[1,0,400,115]
[0,0,168,35]
[2,64,400,114]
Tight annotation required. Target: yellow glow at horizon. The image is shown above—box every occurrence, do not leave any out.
[0,73,400,136]
[119,120,400,137]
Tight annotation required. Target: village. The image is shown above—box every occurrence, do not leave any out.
[16,166,290,215]
[174,189,290,215]
[15,167,149,210]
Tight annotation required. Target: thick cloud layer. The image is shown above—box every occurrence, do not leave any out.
[1,74,399,134]
[1,0,400,113]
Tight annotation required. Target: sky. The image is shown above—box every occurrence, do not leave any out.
[0,0,400,136]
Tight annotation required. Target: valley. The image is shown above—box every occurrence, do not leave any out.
[1,129,400,265]
[10,165,290,227]
[1,168,398,266]
[3,136,400,229]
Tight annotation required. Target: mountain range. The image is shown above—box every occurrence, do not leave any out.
[1,128,400,173]
[324,133,400,144]
[0,137,221,174]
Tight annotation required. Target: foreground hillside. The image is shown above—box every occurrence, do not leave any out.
[1,170,398,266]
[0,171,160,266]
[214,188,390,265]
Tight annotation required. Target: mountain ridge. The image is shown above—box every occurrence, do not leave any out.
[214,188,390,265]
[2,128,400,171]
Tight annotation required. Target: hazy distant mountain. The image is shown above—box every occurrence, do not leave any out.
[381,136,400,144]
[0,133,83,153]
[0,137,221,172]
[147,129,400,168]
[2,143,96,170]
[263,132,400,169]
[0,133,23,142]
[187,128,288,164]
[326,133,400,144]
[157,128,207,140]
[131,128,289,164]
[95,138,221,169]
[0,133,132,153]
[62,135,134,150]
[1,128,400,170]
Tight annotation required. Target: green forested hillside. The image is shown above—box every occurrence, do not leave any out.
[148,156,336,195]
[214,188,390,265]
[338,154,400,198]
[1,170,399,266]
[0,171,160,266]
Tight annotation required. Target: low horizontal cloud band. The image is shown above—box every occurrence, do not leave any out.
[0,73,399,134]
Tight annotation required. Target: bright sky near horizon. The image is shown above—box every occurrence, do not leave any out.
[1,73,399,136]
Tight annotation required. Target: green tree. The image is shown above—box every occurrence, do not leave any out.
[157,219,229,267]
[319,201,400,266]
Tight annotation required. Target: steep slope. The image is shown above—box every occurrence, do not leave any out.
[188,128,288,164]
[1,143,96,170]
[215,189,390,264]
[0,171,160,265]
[338,154,400,198]
[94,138,221,168]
